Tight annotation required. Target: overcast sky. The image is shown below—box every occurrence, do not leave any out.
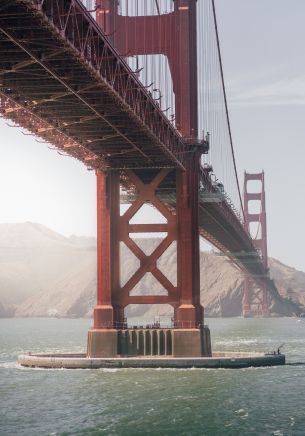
[215,0,305,272]
[0,0,304,271]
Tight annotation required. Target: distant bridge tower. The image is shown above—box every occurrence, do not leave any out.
[243,171,269,316]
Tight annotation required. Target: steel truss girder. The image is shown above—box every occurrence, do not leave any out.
[0,0,186,169]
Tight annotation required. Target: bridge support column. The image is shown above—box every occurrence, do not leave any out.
[88,170,121,357]
[173,157,206,357]
[242,277,270,317]
[176,159,203,329]
[93,170,121,328]
[88,167,210,358]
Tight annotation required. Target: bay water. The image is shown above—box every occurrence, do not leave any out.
[0,317,305,435]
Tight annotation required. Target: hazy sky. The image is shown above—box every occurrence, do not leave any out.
[0,0,304,271]
[215,0,305,272]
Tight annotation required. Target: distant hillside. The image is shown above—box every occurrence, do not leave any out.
[0,222,95,314]
[269,258,305,307]
[0,223,304,318]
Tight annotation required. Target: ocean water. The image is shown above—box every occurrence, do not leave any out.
[0,317,305,435]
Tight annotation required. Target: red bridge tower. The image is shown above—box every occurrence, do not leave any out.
[87,0,211,357]
[243,171,269,316]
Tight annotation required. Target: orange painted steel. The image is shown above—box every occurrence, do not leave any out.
[97,0,198,138]
[243,172,269,316]
[93,167,204,329]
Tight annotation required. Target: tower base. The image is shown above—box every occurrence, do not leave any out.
[243,309,252,318]
[87,327,212,358]
[87,329,119,357]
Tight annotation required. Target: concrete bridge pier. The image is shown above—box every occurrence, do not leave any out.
[87,327,212,358]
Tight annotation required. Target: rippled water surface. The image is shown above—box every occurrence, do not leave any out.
[0,317,305,435]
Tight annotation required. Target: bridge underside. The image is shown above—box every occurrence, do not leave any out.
[0,0,273,349]
[0,0,186,170]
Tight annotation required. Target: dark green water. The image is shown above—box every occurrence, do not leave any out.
[0,317,305,435]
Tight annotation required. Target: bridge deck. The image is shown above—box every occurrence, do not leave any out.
[0,0,186,170]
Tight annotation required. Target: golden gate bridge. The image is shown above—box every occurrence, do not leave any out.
[0,0,277,358]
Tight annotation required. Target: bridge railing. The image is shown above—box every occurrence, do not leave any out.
[199,167,246,232]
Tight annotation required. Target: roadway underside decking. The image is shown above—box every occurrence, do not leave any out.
[0,0,186,170]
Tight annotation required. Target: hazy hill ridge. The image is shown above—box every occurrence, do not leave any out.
[0,223,304,318]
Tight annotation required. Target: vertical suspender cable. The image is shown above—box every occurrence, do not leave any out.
[211,0,245,220]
